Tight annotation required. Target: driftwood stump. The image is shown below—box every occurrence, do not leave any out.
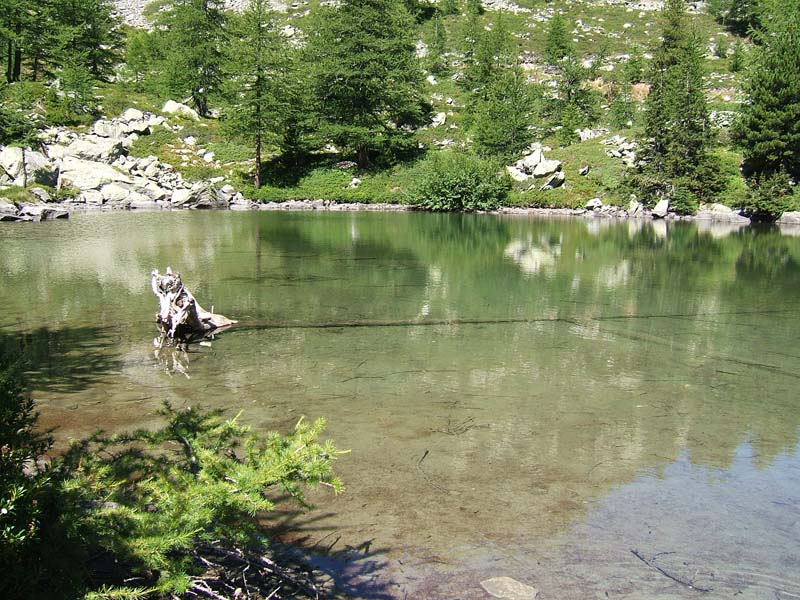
[151,267,236,346]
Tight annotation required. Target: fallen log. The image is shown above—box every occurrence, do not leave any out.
[151,267,236,346]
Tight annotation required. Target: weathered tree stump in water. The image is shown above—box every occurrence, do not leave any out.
[151,267,236,346]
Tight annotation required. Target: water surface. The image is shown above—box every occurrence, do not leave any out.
[1,211,799,599]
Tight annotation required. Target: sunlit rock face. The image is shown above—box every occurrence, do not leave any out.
[112,0,291,29]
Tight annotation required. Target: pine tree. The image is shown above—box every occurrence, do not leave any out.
[733,0,800,218]
[308,0,428,167]
[157,0,226,118]
[638,0,720,203]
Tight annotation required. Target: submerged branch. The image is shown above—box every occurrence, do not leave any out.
[631,549,713,593]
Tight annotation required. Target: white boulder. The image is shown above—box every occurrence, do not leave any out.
[778,211,800,225]
[100,182,132,203]
[162,100,200,120]
[533,158,562,178]
[58,156,133,190]
[66,136,125,163]
[0,147,57,187]
[539,170,565,190]
[120,108,144,122]
[652,198,670,218]
[586,198,603,210]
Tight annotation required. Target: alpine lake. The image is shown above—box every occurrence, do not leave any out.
[1,210,799,599]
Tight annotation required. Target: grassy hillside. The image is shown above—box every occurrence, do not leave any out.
[4,0,751,209]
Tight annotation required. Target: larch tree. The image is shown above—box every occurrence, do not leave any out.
[308,0,429,167]
[222,0,284,188]
[157,0,226,118]
[472,65,535,159]
[54,0,123,80]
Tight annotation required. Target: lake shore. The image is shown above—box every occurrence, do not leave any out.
[3,196,766,225]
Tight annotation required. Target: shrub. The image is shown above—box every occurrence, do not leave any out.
[669,185,700,214]
[410,152,511,211]
[0,342,343,600]
[737,170,798,221]
[0,346,53,597]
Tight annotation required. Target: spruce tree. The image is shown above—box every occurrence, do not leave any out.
[638,0,720,204]
[734,0,800,218]
[308,0,428,167]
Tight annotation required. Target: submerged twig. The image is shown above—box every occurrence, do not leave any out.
[631,549,713,593]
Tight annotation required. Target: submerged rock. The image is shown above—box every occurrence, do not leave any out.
[480,576,539,600]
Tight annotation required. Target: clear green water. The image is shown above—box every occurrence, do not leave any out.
[1,211,799,599]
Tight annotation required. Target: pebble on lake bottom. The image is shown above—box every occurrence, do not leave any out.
[480,576,539,599]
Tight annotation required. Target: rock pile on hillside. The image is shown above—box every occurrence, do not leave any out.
[602,135,638,166]
[0,102,251,218]
[506,145,565,190]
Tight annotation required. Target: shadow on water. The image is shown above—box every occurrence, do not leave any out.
[0,327,123,394]
[265,502,396,600]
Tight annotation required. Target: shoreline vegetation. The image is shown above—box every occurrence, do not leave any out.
[2,0,799,225]
[0,340,348,600]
